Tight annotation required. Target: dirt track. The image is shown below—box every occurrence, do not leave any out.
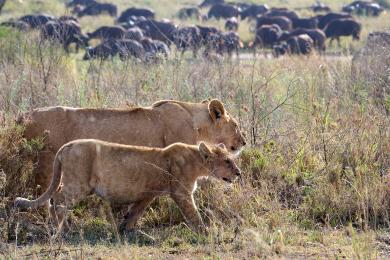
[238,51,353,61]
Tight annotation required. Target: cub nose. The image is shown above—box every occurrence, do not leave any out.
[236,169,241,177]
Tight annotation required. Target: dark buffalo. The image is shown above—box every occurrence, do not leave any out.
[83,39,145,60]
[265,8,299,20]
[1,20,30,31]
[117,7,155,23]
[136,20,177,45]
[284,37,299,55]
[66,0,96,7]
[173,26,202,58]
[196,25,219,46]
[124,27,144,42]
[292,17,318,29]
[220,31,242,57]
[58,16,79,23]
[256,15,292,31]
[115,39,145,60]
[41,21,88,52]
[153,40,170,57]
[204,31,241,58]
[83,39,117,60]
[208,4,240,19]
[140,38,158,54]
[342,1,384,16]
[229,2,251,10]
[280,28,326,52]
[75,2,117,17]
[310,2,332,12]
[295,29,326,52]
[342,5,355,14]
[119,16,147,29]
[0,0,6,14]
[240,4,269,20]
[364,2,383,16]
[199,0,224,8]
[286,34,313,55]
[197,25,219,39]
[317,12,352,29]
[87,26,126,41]
[177,7,201,20]
[364,2,384,16]
[141,38,170,60]
[203,31,222,57]
[324,18,362,45]
[71,5,84,16]
[225,17,238,31]
[19,14,55,28]
[272,42,289,57]
[251,24,282,49]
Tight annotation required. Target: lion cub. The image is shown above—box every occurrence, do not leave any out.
[15,139,241,233]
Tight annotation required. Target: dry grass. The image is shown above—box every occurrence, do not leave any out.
[0,0,389,259]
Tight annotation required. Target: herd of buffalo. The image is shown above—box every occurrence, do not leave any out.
[0,0,386,61]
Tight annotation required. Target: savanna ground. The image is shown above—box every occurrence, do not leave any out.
[0,0,390,259]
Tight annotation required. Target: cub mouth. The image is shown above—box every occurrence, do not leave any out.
[222,177,232,183]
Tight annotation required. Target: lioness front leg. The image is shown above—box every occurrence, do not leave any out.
[171,191,205,233]
[122,197,154,232]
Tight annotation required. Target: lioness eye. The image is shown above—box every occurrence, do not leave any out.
[225,159,231,165]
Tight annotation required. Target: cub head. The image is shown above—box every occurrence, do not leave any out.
[207,99,246,154]
[199,142,241,183]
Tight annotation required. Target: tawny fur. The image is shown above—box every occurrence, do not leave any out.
[20,99,246,192]
[15,140,241,233]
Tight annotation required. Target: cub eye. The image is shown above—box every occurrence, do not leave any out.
[225,159,231,165]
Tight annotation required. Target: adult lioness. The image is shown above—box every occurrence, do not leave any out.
[19,99,246,191]
[15,140,241,234]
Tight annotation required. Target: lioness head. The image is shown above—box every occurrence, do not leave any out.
[207,99,246,153]
[199,142,241,183]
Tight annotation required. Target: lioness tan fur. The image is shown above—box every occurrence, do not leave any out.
[15,139,241,233]
[20,99,246,192]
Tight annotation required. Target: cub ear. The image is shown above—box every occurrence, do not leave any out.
[217,143,226,150]
[208,99,226,121]
[199,142,213,161]
[201,98,211,103]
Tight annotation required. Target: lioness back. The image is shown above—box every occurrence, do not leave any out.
[24,106,166,151]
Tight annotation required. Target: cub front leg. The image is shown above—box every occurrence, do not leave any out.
[121,197,154,232]
[171,191,205,233]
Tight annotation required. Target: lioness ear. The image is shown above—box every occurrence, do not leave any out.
[199,142,213,161]
[208,99,226,121]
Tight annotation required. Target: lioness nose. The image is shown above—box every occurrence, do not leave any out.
[241,136,247,146]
